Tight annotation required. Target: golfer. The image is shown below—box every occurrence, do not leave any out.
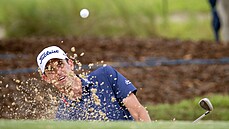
[37,46,151,121]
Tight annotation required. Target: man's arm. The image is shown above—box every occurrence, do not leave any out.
[123,93,151,122]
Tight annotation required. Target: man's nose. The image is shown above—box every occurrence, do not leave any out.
[56,67,63,75]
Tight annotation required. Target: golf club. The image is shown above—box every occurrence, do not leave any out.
[193,98,213,123]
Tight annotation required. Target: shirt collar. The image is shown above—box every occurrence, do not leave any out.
[61,75,93,104]
[77,75,94,93]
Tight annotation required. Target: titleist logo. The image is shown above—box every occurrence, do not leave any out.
[39,50,59,64]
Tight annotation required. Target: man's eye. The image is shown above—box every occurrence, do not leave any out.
[45,65,53,71]
[47,65,52,70]
[58,61,64,67]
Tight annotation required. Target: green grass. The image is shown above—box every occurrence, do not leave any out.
[166,0,210,14]
[156,18,213,41]
[0,120,229,129]
[146,94,229,121]
[0,0,213,40]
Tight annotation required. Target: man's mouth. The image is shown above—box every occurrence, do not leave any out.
[58,76,66,82]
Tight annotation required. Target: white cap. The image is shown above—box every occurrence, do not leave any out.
[37,46,68,74]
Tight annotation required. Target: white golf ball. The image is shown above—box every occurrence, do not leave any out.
[80,9,89,18]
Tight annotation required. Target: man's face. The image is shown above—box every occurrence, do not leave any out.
[42,59,82,99]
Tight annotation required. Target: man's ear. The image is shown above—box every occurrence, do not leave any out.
[42,74,51,83]
[67,59,74,70]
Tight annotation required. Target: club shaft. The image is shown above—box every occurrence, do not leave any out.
[193,111,210,123]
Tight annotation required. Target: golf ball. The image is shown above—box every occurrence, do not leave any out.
[80,9,89,18]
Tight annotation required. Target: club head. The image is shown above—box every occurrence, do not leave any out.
[199,98,213,111]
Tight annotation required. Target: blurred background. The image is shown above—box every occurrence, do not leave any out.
[0,0,224,40]
[0,0,228,121]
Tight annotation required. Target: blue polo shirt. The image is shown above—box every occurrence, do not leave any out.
[56,65,137,121]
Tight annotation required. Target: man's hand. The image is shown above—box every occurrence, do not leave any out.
[123,93,151,122]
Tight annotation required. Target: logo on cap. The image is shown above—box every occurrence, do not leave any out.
[39,50,59,64]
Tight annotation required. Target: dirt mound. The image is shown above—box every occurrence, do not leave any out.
[0,37,228,119]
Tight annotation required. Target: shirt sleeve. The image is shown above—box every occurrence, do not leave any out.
[102,65,137,102]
